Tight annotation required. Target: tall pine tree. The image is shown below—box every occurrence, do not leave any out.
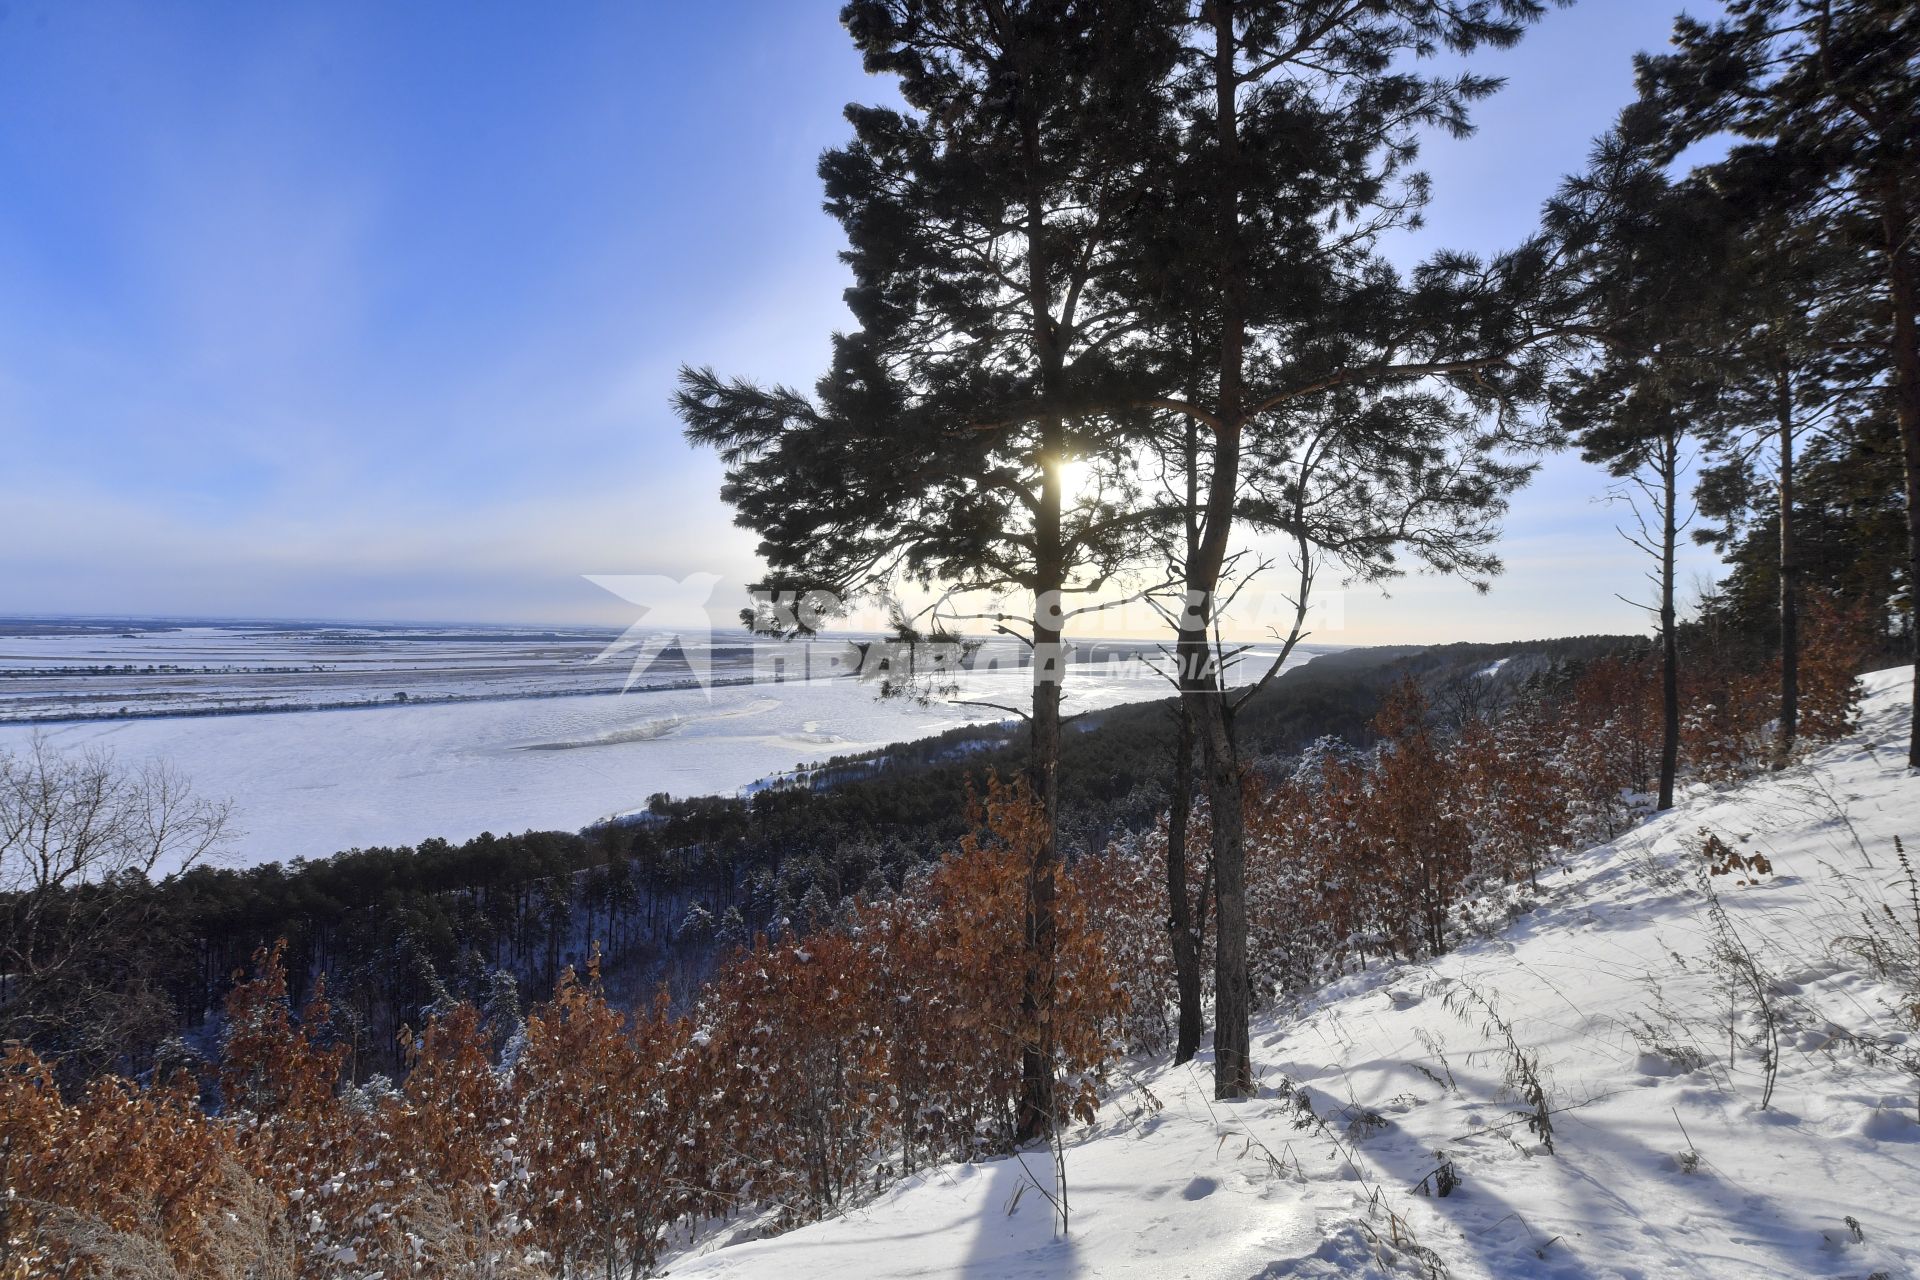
[1688,204,1883,760]
[678,0,1179,1140]
[1120,0,1570,1098]
[1548,133,1745,811]
[1634,0,1920,764]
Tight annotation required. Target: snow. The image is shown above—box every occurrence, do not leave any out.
[671,667,1920,1279]
[0,624,1326,865]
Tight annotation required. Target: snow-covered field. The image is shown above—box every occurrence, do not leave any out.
[0,620,761,719]
[674,667,1920,1280]
[0,621,1320,866]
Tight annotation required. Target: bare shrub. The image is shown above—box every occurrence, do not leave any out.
[0,737,230,1061]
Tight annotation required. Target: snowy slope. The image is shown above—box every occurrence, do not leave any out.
[672,668,1920,1280]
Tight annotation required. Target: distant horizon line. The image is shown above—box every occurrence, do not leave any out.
[0,610,1385,651]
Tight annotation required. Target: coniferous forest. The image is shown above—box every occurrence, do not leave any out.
[3,2,1917,1277]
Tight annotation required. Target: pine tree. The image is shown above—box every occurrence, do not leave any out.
[1633,0,1920,764]
[1548,133,1748,811]
[1689,207,1883,761]
[1121,0,1571,1099]
[678,0,1181,1140]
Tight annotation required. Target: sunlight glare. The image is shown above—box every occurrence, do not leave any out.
[1056,456,1100,506]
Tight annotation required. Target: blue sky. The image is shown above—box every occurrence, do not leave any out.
[0,0,1722,643]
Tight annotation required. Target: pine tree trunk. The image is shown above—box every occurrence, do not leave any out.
[1658,426,1680,812]
[1195,682,1249,1096]
[1018,571,1062,1143]
[1166,698,1204,1064]
[1167,403,1205,1065]
[1013,60,1063,1142]
[1197,0,1254,1101]
[1177,611,1247,1094]
[1775,365,1799,767]
[1182,0,1259,1105]
[1884,201,1920,768]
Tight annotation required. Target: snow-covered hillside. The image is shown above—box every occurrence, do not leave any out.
[674,668,1920,1280]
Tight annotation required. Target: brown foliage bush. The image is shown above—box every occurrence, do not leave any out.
[1214,639,1872,1011]
[2,778,1129,1279]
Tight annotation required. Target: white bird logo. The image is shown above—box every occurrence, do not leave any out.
[584,573,725,696]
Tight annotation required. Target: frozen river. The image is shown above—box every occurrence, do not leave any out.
[0,620,1323,866]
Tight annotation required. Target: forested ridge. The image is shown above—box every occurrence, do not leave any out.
[6,636,1629,1084]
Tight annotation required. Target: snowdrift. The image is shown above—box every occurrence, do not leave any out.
[674,667,1920,1279]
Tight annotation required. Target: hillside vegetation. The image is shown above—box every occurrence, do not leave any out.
[2,628,1891,1278]
[672,667,1920,1280]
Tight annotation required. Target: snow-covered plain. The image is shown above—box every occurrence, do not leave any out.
[673,667,1920,1280]
[0,622,1320,865]
[0,620,766,719]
